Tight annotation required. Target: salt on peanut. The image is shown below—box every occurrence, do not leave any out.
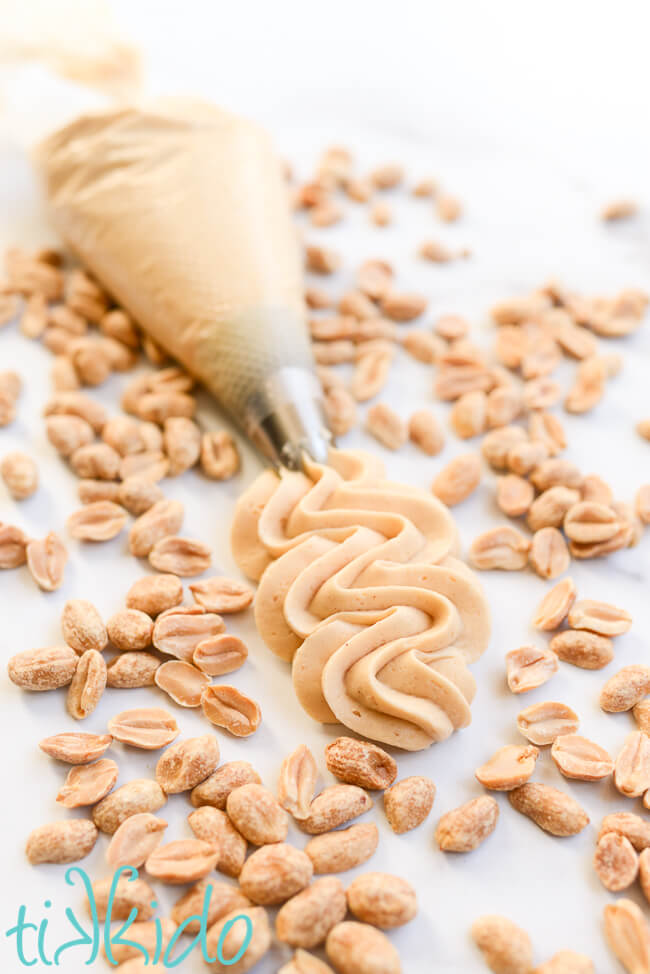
[106,812,168,870]
[155,735,220,794]
[126,573,184,616]
[383,776,435,834]
[226,783,289,845]
[8,645,78,691]
[107,651,160,689]
[299,784,373,835]
[325,921,401,974]
[435,796,499,852]
[324,737,396,790]
[432,453,481,507]
[1,451,38,499]
[107,608,154,650]
[26,819,98,865]
[549,630,614,670]
[346,872,417,929]
[61,599,107,654]
[508,783,589,836]
[600,665,650,713]
[171,879,250,935]
[190,760,261,809]
[239,843,313,905]
[594,832,639,892]
[470,915,533,974]
[304,823,379,874]
[276,877,347,950]
[205,906,271,974]
[90,876,157,923]
[92,779,167,834]
[187,806,247,877]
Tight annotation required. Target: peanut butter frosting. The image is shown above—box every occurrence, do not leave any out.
[232,450,491,750]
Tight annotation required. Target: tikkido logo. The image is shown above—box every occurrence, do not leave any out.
[5,866,253,967]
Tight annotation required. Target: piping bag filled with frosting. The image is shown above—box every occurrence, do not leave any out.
[36,98,330,469]
[37,101,491,749]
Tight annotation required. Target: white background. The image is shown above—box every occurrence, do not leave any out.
[1,2,650,971]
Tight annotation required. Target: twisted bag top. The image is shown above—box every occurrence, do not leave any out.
[232,450,491,751]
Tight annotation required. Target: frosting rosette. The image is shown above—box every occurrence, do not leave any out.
[231,450,491,750]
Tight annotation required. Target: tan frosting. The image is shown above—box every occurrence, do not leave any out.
[231,450,491,750]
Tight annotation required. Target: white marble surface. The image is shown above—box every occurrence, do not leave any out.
[1,4,650,971]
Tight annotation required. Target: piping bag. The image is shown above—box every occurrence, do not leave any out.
[36,99,332,470]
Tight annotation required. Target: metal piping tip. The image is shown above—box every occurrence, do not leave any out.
[244,365,334,472]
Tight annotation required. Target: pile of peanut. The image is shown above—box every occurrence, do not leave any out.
[7,575,260,735]
[26,730,428,973]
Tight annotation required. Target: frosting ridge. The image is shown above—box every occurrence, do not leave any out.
[231,449,491,750]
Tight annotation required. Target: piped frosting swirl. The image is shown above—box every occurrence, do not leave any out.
[231,450,491,750]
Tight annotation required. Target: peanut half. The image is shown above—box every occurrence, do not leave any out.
[239,843,313,905]
[190,760,261,810]
[475,745,539,791]
[471,915,533,974]
[26,819,98,865]
[505,645,558,694]
[278,745,318,820]
[276,877,347,949]
[155,735,220,794]
[508,783,589,836]
[383,776,435,834]
[56,759,118,807]
[435,796,499,852]
[346,872,417,929]
[108,708,179,750]
[305,823,379,874]
[551,734,614,781]
[324,737,397,790]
